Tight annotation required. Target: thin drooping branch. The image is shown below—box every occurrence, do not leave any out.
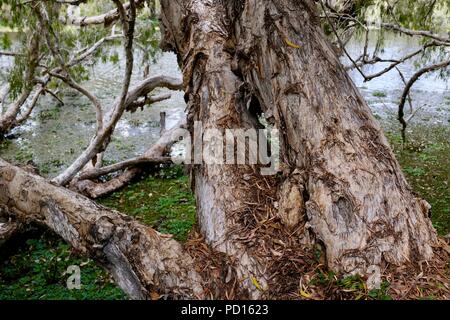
[398,59,450,141]
[320,0,367,80]
[15,86,45,124]
[395,66,413,113]
[36,3,106,139]
[0,158,205,299]
[381,23,450,45]
[0,51,23,57]
[0,33,40,135]
[52,0,138,186]
[47,71,104,131]
[69,34,122,67]
[363,42,442,81]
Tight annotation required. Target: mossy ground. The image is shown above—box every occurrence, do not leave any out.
[386,124,450,236]
[0,125,448,300]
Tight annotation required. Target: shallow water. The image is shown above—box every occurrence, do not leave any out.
[1,47,185,177]
[0,31,448,177]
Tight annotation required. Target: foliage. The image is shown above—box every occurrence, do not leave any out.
[0,232,125,300]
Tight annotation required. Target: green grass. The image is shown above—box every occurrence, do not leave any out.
[386,124,450,235]
[98,165,196,242]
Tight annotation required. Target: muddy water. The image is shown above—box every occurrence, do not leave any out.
[0,32,448,177]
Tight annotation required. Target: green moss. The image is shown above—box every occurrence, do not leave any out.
[99,165,196,242]
[372,90,387,98]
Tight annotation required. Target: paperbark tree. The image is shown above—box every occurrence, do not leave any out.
[0,0,442,300]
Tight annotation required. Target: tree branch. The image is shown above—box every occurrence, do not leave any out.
[0,158,205,299]
[398,59,450,141]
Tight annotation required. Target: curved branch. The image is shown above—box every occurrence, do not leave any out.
[16,86,45,124]
[381,23,450,44]
[62,0,146,26]
[78,156,172,181]
[398,59,450,141]
[0,158,205,299]
[73,118,186,198]
[53,75,182,186]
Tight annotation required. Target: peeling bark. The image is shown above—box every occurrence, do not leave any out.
[160,0,438,297]
[228,0,437,274]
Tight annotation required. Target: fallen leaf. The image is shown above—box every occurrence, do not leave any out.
[284,38,301,49]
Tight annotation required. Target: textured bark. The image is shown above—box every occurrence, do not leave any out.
[229,0,436,272]
[0,159,204,299]
[0,0,439,301]
[160,0,437,297]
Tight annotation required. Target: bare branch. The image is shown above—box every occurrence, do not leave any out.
[73,118,186,198]
[381,23,450,44]
[126,93,172,113]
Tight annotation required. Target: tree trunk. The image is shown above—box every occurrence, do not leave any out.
[160,0,437,297]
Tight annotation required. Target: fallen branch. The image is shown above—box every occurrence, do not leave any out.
[0,158,204,299]
[78,156,172,181]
